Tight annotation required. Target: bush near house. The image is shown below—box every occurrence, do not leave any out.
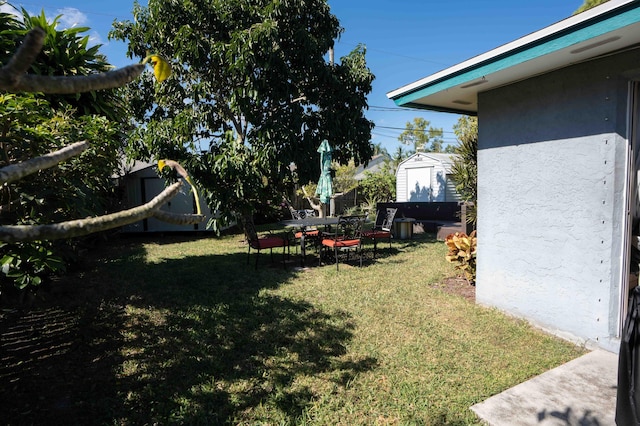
[445,230,477,284]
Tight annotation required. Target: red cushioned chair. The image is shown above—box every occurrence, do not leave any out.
[283,199,320,255]
[362,207,397,259]
[319,215,366,270]
[241,215,290,269]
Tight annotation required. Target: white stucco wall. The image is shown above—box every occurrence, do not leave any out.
[476,51,636,350]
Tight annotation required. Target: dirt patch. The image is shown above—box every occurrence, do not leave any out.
[435,276,475,303]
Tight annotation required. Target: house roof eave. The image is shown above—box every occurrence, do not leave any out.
[387,0,640,114]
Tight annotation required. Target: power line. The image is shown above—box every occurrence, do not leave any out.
[375,124,457,135]
[337,39,451,67]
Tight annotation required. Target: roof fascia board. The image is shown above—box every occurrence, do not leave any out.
[388,0,640,106]
[402,102,477,116]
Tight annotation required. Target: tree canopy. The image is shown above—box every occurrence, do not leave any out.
[111,0,375,227]
[398,117,451,153]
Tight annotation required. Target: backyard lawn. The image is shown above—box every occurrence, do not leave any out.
[1,228,586,425]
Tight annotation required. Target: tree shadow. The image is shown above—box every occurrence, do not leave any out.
[538,407,603,425]
[409,181,432,202]
[1,238,376,424]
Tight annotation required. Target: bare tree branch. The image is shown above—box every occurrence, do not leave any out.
[0,27,44,87]
[0,182,184,242]
[5,65,146,94]
[0,141,89,185]
[300,185,324,218]
[0,28,206,243]
[0,28,145,94]
[152,210,205,225]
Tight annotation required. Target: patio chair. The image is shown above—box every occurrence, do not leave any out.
[241,215,290,269]
[319,215,366,270]
[288,204,320,254]
[362,207,398,259]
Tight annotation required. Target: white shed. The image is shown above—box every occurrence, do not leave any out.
[119,161,214,233]
[395,152,460,202]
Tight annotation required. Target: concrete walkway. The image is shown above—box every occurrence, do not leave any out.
[471,350,618,425]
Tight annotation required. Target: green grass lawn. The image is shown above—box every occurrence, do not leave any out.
[1,229,586,425]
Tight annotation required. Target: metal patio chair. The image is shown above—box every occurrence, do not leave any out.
[362,207,397,259]
[319,215,366,270]
[241,215,290,269]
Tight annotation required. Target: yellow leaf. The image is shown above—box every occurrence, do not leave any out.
[143,54,172,82]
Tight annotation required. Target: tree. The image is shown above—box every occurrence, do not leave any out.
[358,163,395,204]
[398,117,444,153]
[449,116,477,225]
[110,0,375,229]
[0,24,203,293]
[574,0,609,14]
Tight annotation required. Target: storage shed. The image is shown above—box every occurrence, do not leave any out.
[395,152,460,202]
[388,0,640,352]
[119,161,214,233]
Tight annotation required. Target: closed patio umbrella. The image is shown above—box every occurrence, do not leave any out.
[617,286,640,425]
[315,140,333,204]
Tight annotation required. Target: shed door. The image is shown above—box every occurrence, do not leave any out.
[407,167,432,201]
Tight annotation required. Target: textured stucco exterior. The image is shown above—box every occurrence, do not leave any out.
[476,50,640,350]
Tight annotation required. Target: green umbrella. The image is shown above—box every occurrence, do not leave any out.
[315,140,333,204]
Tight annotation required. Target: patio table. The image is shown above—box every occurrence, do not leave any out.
[280,217,340,266]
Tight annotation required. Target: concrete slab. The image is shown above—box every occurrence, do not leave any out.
[471,350,618,425]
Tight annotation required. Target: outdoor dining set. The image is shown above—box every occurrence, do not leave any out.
[241,139,400,270]
[242,205,398,271]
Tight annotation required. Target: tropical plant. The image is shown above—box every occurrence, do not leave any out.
[450,115,478,225]
[110,0,375,228]
[0,22,202,295]
[444,230,477,284]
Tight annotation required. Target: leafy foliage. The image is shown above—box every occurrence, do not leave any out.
[0,7,126,294]
[332,160,358,194]
[449,116,477,224]
[0,241,65,290]
[398,117,448,153]
[358,162,396,203]
[9,7,126,122]
[444,230,477,284]
[574,0,609,14]
[110,0,375,227]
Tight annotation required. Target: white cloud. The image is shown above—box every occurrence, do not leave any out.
[0,3,22,20]
[56,7,88,29]
[89,30,105,47]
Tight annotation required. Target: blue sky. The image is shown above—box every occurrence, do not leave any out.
[3,0,585,153]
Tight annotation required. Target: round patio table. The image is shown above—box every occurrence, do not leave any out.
[280,217,340,266]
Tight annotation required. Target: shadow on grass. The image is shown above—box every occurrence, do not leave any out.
[1,236,375,424]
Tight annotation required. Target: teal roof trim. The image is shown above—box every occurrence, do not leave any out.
[391,4,640,107]
[402,102,478,116]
